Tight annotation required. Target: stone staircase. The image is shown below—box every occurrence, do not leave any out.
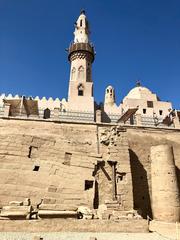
[102,200,142,220]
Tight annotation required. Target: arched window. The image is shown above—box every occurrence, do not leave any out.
[78,66,84,80]
[43,108,51,119]
[78,84,84,96]
[71,67,76,80]
[80,19,83,27]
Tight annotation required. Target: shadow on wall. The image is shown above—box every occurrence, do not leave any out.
[129,149,152,219]
[176,167,180,193]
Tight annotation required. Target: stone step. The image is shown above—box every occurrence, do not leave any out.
[0,219,149,233]
[102,209,142,220]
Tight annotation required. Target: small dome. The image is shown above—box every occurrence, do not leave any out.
[106,85,114,92]
[124,86,157,101]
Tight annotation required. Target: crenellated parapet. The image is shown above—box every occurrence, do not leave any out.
[0,93,68,111]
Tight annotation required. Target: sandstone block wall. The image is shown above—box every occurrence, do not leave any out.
[0,118,179,220]
[0,119,98,210]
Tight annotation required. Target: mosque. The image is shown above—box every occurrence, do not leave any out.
[0,11,179,236]
[0,10,179,127]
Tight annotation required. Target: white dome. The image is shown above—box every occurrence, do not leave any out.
[124,86,157,101]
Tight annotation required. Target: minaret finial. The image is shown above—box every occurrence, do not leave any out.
[136,80,141,87]
[80,9,85,15]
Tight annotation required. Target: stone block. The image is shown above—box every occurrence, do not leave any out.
[9,201,23,206]
[43,198,56,204]
[33,236,43,240]
[48,185,57,193]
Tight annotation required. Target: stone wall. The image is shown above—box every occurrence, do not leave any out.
[0,119,98,210]
[0,118,179,219]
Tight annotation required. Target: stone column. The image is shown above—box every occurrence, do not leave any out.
[3,103,11,117]
[151,145,180,222]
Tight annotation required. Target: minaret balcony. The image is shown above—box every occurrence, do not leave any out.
[68,42,95,62]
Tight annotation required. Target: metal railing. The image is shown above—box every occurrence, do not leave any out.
[0,105,176,128]
[0,106,95,123]
[141,116,175,128]
[0,106,4,117]
[59,110,94,122]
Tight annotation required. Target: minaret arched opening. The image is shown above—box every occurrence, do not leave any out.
[78,66,84,81]
[71,67,76,80]
[80,19,83,27]
[78,83,84,96]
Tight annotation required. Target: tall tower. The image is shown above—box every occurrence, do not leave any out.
[67,10,95,112]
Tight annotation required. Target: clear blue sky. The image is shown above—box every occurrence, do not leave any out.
[0,0,180,108]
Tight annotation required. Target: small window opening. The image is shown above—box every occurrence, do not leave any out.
[33,165,40,171]
[147,101,154,108]
[78,90,83,96]
[159,110,163,115]
[143,109,146,114]
[116,172,126,183]
[142,196,145,200]
[119,176,123,181]
[63,152,72,166]
[85,180,93,190]
[107,89,109,93]
[78,84,84,96]
[80,19,83,27]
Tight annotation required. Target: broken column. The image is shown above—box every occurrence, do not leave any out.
[151,145,180,222]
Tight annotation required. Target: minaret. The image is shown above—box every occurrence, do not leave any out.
[67,10,95,112]
[104,86,115,106]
